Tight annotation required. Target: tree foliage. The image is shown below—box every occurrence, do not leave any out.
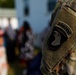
[0,0,15,8]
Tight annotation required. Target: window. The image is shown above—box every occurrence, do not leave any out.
[0,18,18,29]
[47,0,56,12]
[2,18,9,28]
[10,18,18,29]
[23,0,29,16]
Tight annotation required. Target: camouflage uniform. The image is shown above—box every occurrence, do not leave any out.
[41,0,76,75]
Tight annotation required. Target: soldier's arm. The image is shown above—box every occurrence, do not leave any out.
[40,0,76,75]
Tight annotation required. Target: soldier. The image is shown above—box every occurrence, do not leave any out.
[41,0,76,75]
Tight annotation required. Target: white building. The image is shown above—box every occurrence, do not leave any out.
[15,0,56,47]
[0,0,56,33]
[15,0,56,33]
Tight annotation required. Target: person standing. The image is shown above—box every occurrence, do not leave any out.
[0,28,8,75]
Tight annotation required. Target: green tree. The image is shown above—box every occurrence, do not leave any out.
[0,0,15,8]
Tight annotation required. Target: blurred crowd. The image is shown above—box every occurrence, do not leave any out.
[0,20,45,75]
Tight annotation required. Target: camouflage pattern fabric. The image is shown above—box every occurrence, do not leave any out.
[41,0,76,75]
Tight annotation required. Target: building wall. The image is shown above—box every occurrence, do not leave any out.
[0,8,16,18]
[15,0,56,33]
